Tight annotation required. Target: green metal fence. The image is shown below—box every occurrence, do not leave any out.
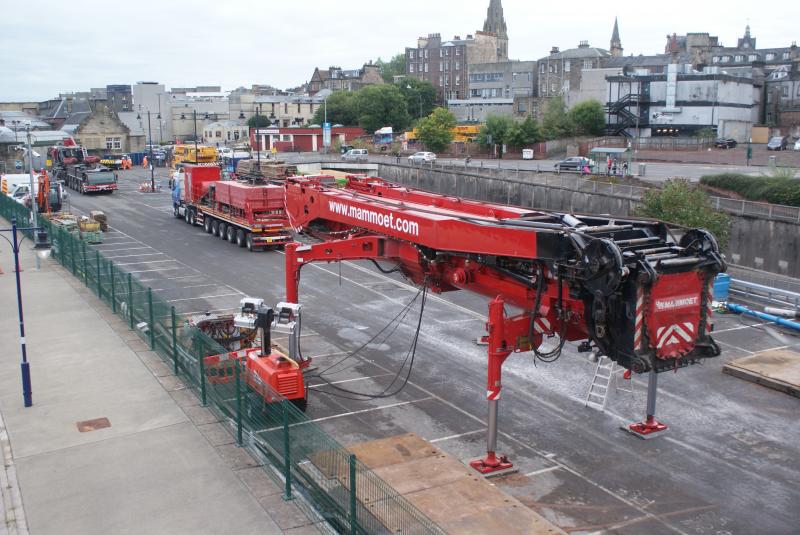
[0,196,444,535]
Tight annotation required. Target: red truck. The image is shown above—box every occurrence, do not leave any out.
[172,164,291,251]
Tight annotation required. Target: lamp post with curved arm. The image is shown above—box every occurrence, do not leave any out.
[0,217,51,407]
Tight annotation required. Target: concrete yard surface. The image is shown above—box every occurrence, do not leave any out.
[723,348,800,397]
[0,236,321,535]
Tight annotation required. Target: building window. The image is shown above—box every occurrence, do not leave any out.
[583,59,593,69]
[444,61,449,70]
[439,49,443,58]
[712,56,720,63]
[766,53,775,60]
[446,48,450,56]
[425,49,429,58]
[456,47,461,56]
[439,63,443,72]
[424,63,429,72]
[284,103,288,114]
[455,61,460,70]
[564,60,571,72]
[410,50,415,59]
[518,100,527,113]
[439,78,444,87]
[735,55,744,62]
[749,54,758,61]
[551,83,557,92]
[721,56,730,63]
[563,80,570,92]
[455,75,461,86]
[410,64,415,73]
[782,52,790,59]
[539,63,545,73]
[783,86,789,97]
[227,132,232,140]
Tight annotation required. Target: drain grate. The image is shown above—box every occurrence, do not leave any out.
[76,417,111,433]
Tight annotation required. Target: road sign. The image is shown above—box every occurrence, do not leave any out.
[323,122,331,148]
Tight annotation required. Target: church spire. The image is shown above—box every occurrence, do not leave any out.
[483,0,509,60]
[610,17,623,57]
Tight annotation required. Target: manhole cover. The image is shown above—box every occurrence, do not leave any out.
[76,417,111,433]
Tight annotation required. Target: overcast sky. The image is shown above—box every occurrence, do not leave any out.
[0,0,796,102]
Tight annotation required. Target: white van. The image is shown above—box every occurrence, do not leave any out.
[1,173,37,197]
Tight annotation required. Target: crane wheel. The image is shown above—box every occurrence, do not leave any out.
[236,230,246,247]
[211,220,219,235]
[246,234,254,251]
[204,218,213,233]
[227,226,236,243]
[218,222,227,238]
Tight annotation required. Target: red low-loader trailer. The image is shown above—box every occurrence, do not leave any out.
[172,164,291,251]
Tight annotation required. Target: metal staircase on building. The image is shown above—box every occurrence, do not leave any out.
[605,94,643,137]
[585,354,633,411]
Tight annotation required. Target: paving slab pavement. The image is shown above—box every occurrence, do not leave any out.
[0,229,325,535]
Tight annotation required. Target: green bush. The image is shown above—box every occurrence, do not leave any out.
[700,173,800,207]
[636,179,730,249]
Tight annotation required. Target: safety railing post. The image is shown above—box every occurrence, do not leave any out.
[282,401,293,501]
[127,272,134,329]
[198,338,207,406]
[96,250,102,298]
[81,241,88,284]
[110,262,117,313]
[349,453,357,535]
[147,287,155,349]
[70,236,76,275]
[171,306,178,374]
[236,361,243,446]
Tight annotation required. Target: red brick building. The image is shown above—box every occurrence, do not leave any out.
[250,126,364,153]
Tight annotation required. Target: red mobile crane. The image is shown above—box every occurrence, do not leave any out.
[282,174,725,473]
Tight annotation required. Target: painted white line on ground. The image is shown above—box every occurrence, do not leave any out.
[104,253,165,260]
[166,292,243,303]
[305,351,348,359]
[139,274,204,282]
[114,259,179,266]
[524,465,562,477]
[150,283,219,292]
[429,429,484,443]
[713,321,771,334]
[91,246,152,252]
[93,241,140,246]
[126,267,184,274]
[308,374,393,389]
[306,397,434,424]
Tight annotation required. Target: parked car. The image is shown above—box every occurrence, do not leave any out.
[714,138,738,149]
[342,148,368,161]
[767,136,788,151]
[554,156,592,171]
[408,151,436,163]
[217,147,233,159]
[793,139,800,151]
[339,145,355,154]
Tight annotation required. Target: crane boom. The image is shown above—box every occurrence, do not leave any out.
[283,174,726,472]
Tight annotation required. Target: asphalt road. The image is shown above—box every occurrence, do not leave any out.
[63,168,800,535]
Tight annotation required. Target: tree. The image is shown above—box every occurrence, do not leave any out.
[353,84,411,134]
[542,96,574,140]
[635,179,730,249]
[505,115,542,149]
[375,54,406,82]
[568,100,605,136]
[246,115,272,128]
[416,107,457,153]
[396,78,437,121]
[310,91,358,126]
[477,115,514,157]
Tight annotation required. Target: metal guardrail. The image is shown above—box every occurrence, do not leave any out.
[729,278,800,309]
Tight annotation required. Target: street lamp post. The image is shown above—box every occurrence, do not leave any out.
[193,110,199,164]
[138,112,156,191]
[157,94,163,144]
[255,104,262,169]
[25,127,40,242]
[1,217,51,407]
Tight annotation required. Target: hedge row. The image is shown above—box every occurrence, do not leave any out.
[699,173,800,207]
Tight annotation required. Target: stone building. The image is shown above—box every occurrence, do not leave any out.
[67,108,136,154]
[610,18,623,57]
[106,85,132,113]
[307,64,384,95]
[535,41,610,114]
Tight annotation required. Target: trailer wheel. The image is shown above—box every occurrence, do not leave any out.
[227,226,236,243]
[173,205,181,219]
[188,210,196,226]
[204,217,213,233]
[211,220,219,236]
[236,229,246,247]
[246,234,254,251]
[184,207,191,224]
[218,222,227,238]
